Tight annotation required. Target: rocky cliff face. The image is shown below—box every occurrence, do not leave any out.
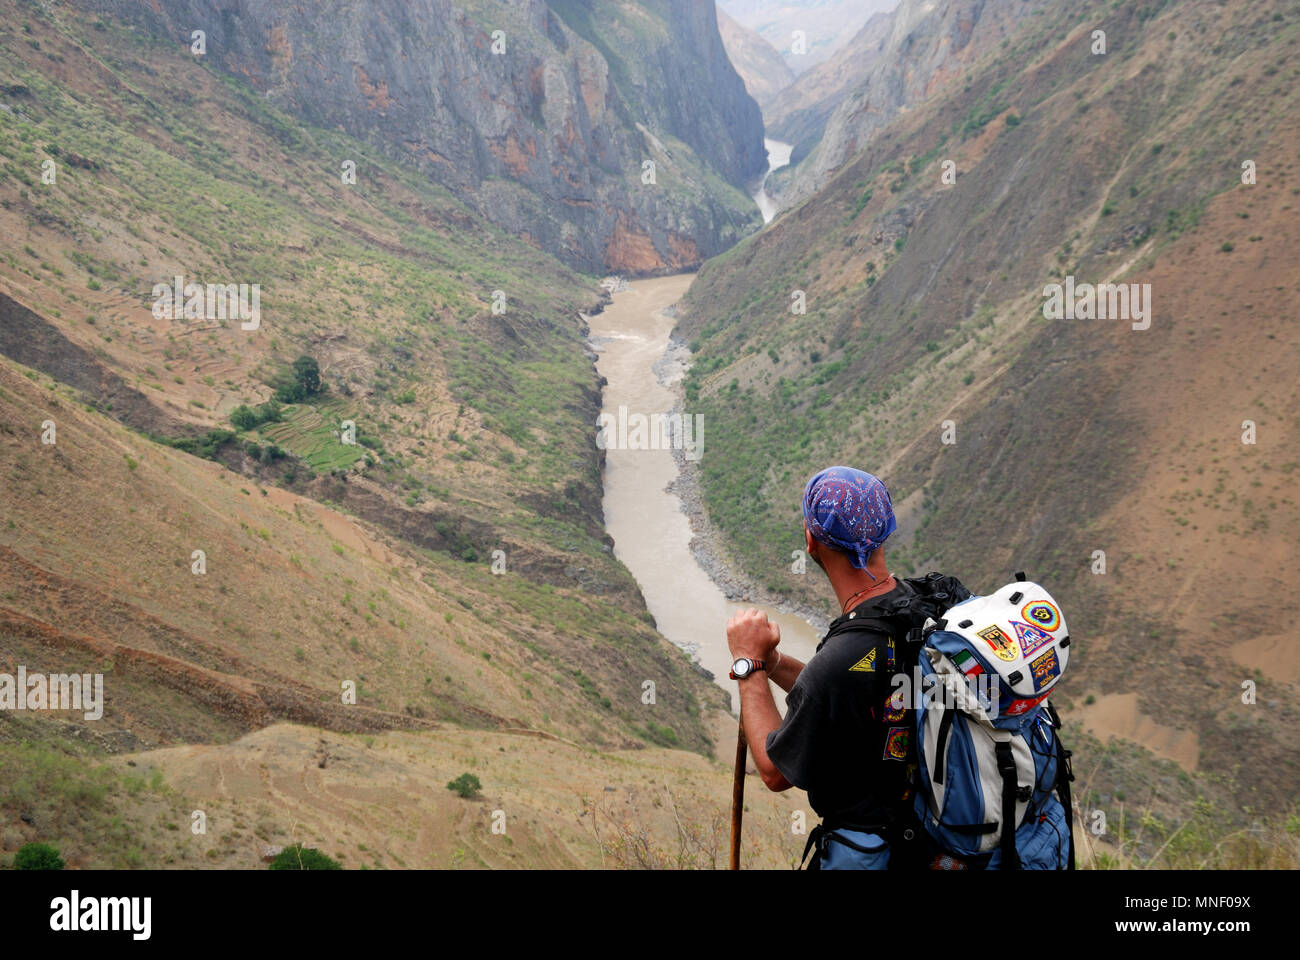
[774,0,1020,209]
[716,6,794,107]
[78,0,766,274]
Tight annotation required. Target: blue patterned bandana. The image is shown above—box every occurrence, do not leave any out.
[802,466,897,573]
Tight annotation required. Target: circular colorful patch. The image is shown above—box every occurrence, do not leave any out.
[1021,600,1061,632]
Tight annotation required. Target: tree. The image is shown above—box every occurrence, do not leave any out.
[273,356,322,404]
[291,355,321,396]
[14,843,64,870]
[268,844,342,870]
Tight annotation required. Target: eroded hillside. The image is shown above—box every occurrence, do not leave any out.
[0,0,768,868]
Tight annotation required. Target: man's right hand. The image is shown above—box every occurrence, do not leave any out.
[726,608,781,663]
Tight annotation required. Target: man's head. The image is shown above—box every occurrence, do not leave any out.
[801,466,896,581]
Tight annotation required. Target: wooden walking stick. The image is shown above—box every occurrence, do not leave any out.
[729,714,747,870]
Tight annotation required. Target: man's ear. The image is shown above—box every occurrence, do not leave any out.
[804,523,817,558]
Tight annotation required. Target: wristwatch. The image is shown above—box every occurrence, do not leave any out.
[729,657,766,680]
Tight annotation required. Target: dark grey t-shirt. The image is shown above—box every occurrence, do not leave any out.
[765,582,917,829]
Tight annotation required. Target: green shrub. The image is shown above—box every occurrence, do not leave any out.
[643,722,679,746]
[229,405,260,430]
[268,844,342,870]
[14,842,64,870]
[198,429,236,459]
[446,773,482,799]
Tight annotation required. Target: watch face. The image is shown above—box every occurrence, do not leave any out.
[732,658,751,677]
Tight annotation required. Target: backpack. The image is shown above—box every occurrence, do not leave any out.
[909,573,1075,869]
[814,571,1075,870]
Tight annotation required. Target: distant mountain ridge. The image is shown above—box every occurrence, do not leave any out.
[763,9,894,165]
[718,0,899,74]
[770,0,1022,209]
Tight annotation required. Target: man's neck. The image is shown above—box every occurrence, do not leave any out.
[830,559,896,613]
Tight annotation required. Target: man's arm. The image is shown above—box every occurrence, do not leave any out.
[766,651,805,693]
[726,608,796,792]
[735,672,793,791]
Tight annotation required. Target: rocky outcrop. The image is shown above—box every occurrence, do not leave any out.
[77,0,766,274]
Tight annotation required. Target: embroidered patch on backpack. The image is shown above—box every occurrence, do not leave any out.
[951,649,984,677]
[883,726,910,761]
[848,648,878,672]
[1012,619,1055,657]
[1029,648,1061,691]
[1021,600,1061,632]
[1005,691,1050,716]
[976,624,1018,662]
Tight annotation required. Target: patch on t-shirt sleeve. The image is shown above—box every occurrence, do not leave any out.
[847,648,877,672]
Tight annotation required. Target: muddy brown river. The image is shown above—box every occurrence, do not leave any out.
[588,274,822,712]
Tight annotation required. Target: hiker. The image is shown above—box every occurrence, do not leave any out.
[726,465,1074,870]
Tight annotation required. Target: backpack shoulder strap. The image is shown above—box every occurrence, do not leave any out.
[1045,701,1076,870]
[993,738,1022,870]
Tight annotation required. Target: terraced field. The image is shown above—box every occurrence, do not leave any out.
[257,402,372,474]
